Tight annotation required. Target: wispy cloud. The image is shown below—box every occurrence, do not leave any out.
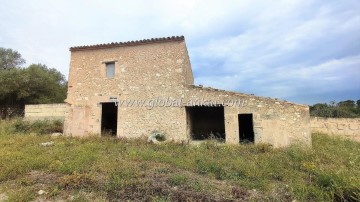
[190,0,360,104]
[0,0,359,104]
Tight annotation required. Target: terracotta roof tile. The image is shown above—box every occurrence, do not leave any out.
[70,36,185,51]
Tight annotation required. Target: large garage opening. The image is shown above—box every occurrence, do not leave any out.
[238,114,254,143]
[101,103,118,136]
[186,106,225,140]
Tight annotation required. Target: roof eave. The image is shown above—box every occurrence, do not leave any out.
[69,36,185,52]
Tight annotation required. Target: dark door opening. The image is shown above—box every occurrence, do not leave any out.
[238,114,254,143]
[186,106,225,140]
[101,103,118,136]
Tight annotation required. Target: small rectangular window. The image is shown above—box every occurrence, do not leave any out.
[106,62,115,78]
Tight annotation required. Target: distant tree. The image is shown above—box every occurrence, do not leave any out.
[0,48,67,119]
[0,68,21,105]
[310,100,360,118]
[310,103,328,111]
[338,100,355,109]
[357,100,360,109]
[23,64,67,104]
[0,47,26,70]
[329,101,337,107]
[0,64,67,105]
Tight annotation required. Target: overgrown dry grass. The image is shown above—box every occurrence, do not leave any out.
[0,119,359,201]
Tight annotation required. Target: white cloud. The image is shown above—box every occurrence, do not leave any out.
[0,0,359,104]
[188,0,360,103]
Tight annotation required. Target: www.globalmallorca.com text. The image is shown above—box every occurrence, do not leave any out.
[113,97,248,109]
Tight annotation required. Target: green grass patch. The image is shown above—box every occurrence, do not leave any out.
[168,174,188,186]
[0,119,359,201]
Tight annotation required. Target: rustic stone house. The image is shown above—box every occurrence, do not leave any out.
[64,36,311,147]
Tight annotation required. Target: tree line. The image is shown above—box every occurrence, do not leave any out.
[310,100,360,118]
[0,47,67,118]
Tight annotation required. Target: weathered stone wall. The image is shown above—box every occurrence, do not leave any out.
[64,40,191,138]
[64,37,312,147]
[185,86,311,147]
[25,104,66,120]
[310,117,360,142]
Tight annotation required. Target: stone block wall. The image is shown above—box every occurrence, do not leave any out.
[64,39,192,137]
[185,86,311,147]
[310,117,360,142]
[25,104,66,121]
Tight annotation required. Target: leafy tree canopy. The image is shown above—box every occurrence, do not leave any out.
[0,47,26,70]
[0,64,67,105]
[0,47,67,106]
[310,99,360,118]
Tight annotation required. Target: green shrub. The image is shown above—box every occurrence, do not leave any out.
[315,172,360,201]
[10,118,63,134]
[14,118,31,133]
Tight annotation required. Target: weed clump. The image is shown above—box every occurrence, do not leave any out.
[58,171,96,189]
[168,174,188,186]
[12,118,63,134]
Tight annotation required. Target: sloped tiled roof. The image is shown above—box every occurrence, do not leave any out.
[70,36,185,51]
[187,84,307,106]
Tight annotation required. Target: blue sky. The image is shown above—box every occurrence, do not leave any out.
[0,0,359,105]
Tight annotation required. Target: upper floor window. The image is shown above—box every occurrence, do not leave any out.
[106,62,115,78]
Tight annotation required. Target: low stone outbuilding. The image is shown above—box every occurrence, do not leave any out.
[64,36,311,147]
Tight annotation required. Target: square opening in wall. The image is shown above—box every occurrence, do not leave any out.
[101,102,118,136]
[186,106,225,141]
[238,114,254,143]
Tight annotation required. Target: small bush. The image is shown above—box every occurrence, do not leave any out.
[11,118,63,134]
[315,172,360,201]
[14,119,31,133]
[58,171,96,189]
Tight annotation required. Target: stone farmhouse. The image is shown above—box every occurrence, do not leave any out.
[64,36,311,147]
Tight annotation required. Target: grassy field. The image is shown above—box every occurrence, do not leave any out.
[0,119,359,201]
